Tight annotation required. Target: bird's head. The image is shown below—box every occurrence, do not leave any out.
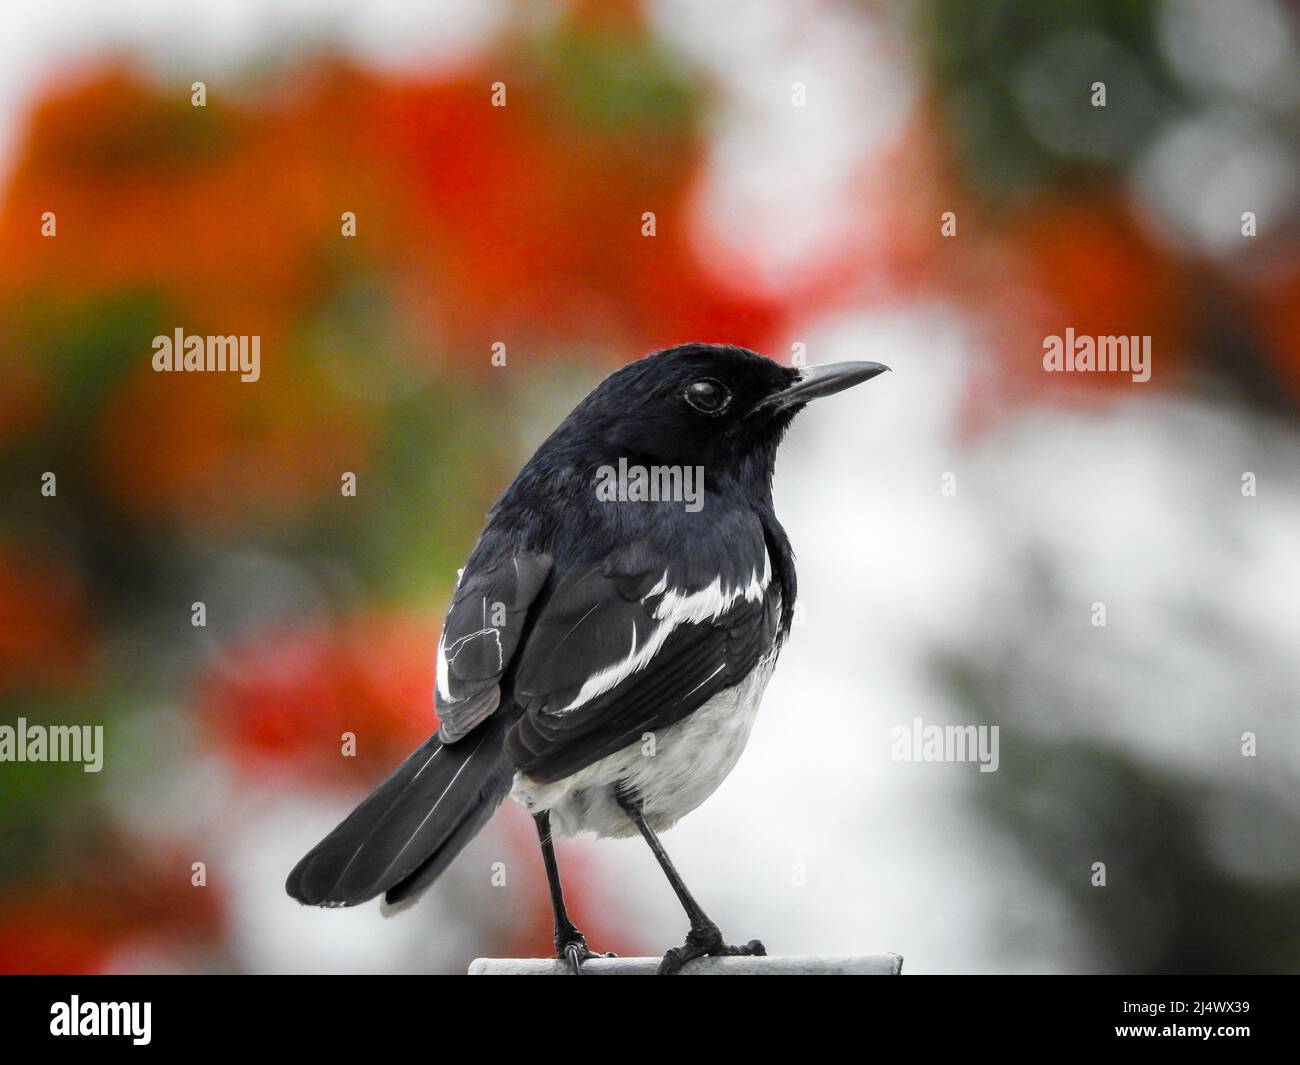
[551,343,889,487]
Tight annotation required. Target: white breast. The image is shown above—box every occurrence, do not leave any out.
[510,649,778,839]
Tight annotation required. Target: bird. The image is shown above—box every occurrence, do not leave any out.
[286,342,889,974]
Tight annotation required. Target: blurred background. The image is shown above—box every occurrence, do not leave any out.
[1,0,1297,974]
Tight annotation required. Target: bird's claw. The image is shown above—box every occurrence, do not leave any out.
[560,937,617,976]
[658,926,766,975]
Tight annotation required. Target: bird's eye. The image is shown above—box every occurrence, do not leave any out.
[684,378,731,414]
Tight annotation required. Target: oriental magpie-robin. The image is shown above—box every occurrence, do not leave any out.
[286,343,889,974]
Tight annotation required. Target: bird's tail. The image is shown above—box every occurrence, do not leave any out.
[286,714,514,907]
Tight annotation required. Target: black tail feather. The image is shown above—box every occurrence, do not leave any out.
[286,715,513,907]
[383,752,514,905]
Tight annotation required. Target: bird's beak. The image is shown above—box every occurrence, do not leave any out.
[751,361,891,416]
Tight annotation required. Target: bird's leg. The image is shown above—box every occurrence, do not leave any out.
[533,811,615,975]
[614,786,766,975]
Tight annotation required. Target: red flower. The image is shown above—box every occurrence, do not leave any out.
[202,611,439,780]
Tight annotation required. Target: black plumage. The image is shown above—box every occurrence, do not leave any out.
[286,342,888,972]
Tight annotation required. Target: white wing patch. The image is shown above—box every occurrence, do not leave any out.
[435,597,504,702]
[553,549,770,715]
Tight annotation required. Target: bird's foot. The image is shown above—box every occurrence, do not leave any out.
[658,923,766,975]
[557,933,617,976]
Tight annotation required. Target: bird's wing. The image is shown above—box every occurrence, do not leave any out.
[505,530,780,783]
[434,552,552,742]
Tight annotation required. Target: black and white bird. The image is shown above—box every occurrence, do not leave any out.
[286,343,888,973]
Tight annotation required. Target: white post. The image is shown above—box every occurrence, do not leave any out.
[469,954,903,975]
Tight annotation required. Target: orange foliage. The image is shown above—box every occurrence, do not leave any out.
[0,547,91,692]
